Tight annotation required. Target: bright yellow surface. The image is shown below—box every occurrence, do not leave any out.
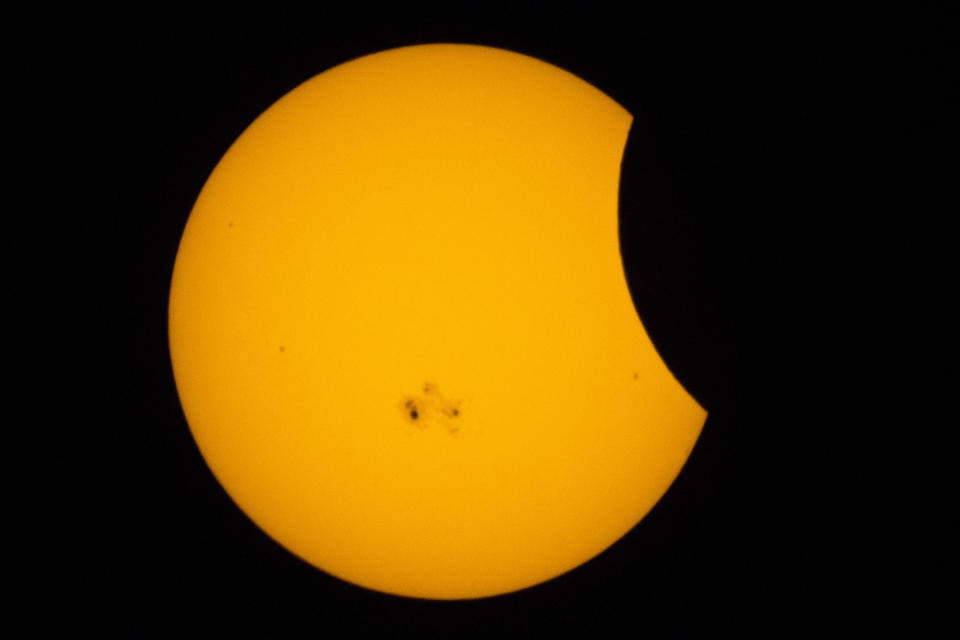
[169,44,706,599]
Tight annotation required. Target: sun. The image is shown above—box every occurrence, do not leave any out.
[168,43,706,599]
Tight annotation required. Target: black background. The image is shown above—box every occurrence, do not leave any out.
[55,4,941,637]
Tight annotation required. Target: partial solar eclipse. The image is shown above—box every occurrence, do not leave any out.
[168,44,706,599]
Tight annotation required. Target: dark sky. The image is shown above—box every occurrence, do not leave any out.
[56,4,944,636]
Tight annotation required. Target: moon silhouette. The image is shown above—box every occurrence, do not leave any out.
[168,43,706,599]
